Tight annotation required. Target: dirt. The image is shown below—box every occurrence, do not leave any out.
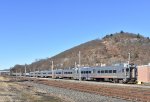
[0,76,66,102]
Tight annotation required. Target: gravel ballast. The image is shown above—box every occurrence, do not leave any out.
[24,82,131,102]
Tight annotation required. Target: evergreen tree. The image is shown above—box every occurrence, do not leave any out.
[120,30,124,33]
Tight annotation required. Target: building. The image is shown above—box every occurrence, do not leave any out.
[138,65,150,83]
[0,70,10,75]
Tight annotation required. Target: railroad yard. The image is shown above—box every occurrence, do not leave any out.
[0,76,150,102]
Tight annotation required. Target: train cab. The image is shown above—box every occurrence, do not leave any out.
[124,63,137,83]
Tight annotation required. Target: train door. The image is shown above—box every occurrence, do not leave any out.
[126,67,130,78]
[130,65,137,80]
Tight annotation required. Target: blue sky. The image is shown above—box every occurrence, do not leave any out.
[0,0,150,70]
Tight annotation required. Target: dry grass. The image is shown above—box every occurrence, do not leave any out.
[0,76,65,102]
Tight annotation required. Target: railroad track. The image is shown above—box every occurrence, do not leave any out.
[12,77,150,102]
[34,79,150,102]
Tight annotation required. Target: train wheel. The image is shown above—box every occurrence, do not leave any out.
[119,80,123,84]
[113,79,119,83]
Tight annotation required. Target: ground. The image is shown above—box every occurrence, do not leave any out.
[0,76,66,102]
[1,76,150,102]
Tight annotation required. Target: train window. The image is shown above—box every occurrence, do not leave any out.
[98,71,100,73]
[113,70,117,73]
[101,70,104,73]
[109,70,112,73]
[86,71,88,74]
[89,71,91,74]
[122,69,124,72]
[105,70,108,73]
[81,71,83,74]
[126,68,129,72]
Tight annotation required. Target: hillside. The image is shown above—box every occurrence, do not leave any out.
[12,32,150,72]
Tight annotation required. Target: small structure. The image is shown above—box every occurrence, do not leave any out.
[0,70,10,75]
[138,65,150,83]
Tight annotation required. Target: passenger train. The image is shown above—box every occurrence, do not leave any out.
[28,63,137,83]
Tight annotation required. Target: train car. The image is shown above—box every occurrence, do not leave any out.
[63,69,74,79]
[29,72,34,77]
[29,71,40,77]
[22,73,30,76]
[73,67,93,80]
[45,70,52,78]
[34,71,39,77]
[88,63,137,83]
[40,71,45,77]
[54,69,63,78]
[90,65,126,83]
[12,73,22,76]
[37,71,41,77]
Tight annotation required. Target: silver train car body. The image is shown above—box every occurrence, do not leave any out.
[29,63,137,83]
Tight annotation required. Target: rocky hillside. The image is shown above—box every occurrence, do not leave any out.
[12,32,150,72]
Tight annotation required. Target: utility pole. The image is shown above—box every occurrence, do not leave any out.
[128,52,131,75]
[24,64,26,77]
[128,52,131,70]
[16,70,17,80]
[34,68,35,77]
[9,67,11,76]
[78,51,81,81]
[128,53,131,65]
[51,61,54,78]
[75,62,77,68]
[20,69,21,77]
